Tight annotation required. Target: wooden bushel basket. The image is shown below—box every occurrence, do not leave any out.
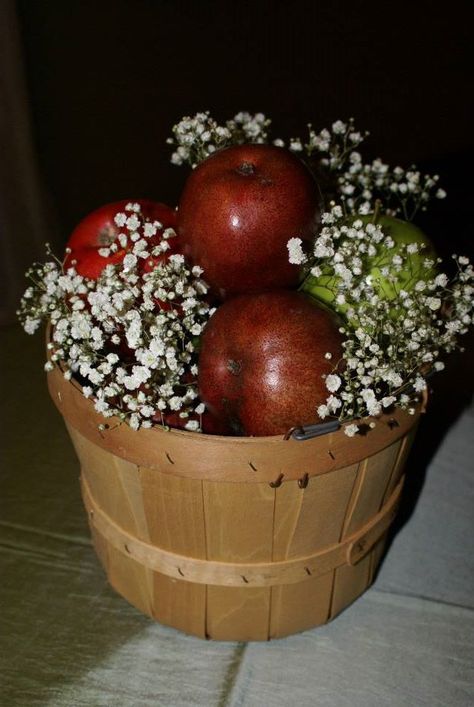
[48,364,422,641]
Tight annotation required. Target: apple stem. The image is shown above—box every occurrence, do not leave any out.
[372,199,382,223]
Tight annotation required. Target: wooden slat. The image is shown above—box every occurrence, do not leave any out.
[330,440,402,618]
[138,468,207,557]
[203,481,275,640]
[382,428,416,503]
[68,424,147,540]
[152,573,207,638]
[272,571,336,638]
[105,542,155,618]
[369,427,417,582]
[72,423,157,620]
[269,463,359,638]
[73,424,207,636]
[138,468,207,637]
[88,517,109,570]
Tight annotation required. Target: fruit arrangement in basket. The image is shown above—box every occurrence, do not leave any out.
[18,112,474,438]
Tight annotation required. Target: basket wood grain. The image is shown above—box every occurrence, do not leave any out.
[48,364,421,641]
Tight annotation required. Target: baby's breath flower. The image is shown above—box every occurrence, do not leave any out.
[185,420,200,432]
[168,111,271,167]
[18,204,213,431]
[287,237,307,265]
[325,374,342,392]
[317,404,329,419]
[168,111,443,218]
[304,206,474,425]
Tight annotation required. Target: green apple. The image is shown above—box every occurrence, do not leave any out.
[302,214,437,317]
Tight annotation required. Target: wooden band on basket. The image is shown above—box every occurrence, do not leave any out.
[81,475,403,588]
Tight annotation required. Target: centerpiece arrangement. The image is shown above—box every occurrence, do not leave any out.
[18,112,474,640]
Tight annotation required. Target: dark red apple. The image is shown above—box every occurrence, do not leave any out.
[198,291,344,436]
[177,144,320,299]
[65,200,177,279]
[152,409,232,435]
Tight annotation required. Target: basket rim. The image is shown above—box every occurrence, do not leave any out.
[49,360,423,482]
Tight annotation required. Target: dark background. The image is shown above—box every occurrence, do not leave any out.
[17,0,473,262]
[8,0,474,539]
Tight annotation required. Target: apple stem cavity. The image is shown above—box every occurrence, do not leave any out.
[236,162,256,176]
[98,225,116,246]
[227,359,243,376]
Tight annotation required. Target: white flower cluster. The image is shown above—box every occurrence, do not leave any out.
[167,111,270,168]
[169,113,445,218]
[289,206,474,434]
[281,118,367,161]
[18,115,470,441]
[280,118,446,219]
[336,156,446,220]
[18,204,212,431]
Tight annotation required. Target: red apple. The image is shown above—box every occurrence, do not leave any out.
[177,144,320,299]
[65,200,177,279]
[198,291,344,436]
[152,409,232,435]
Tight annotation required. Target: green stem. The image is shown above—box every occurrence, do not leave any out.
[372,199,382,223]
